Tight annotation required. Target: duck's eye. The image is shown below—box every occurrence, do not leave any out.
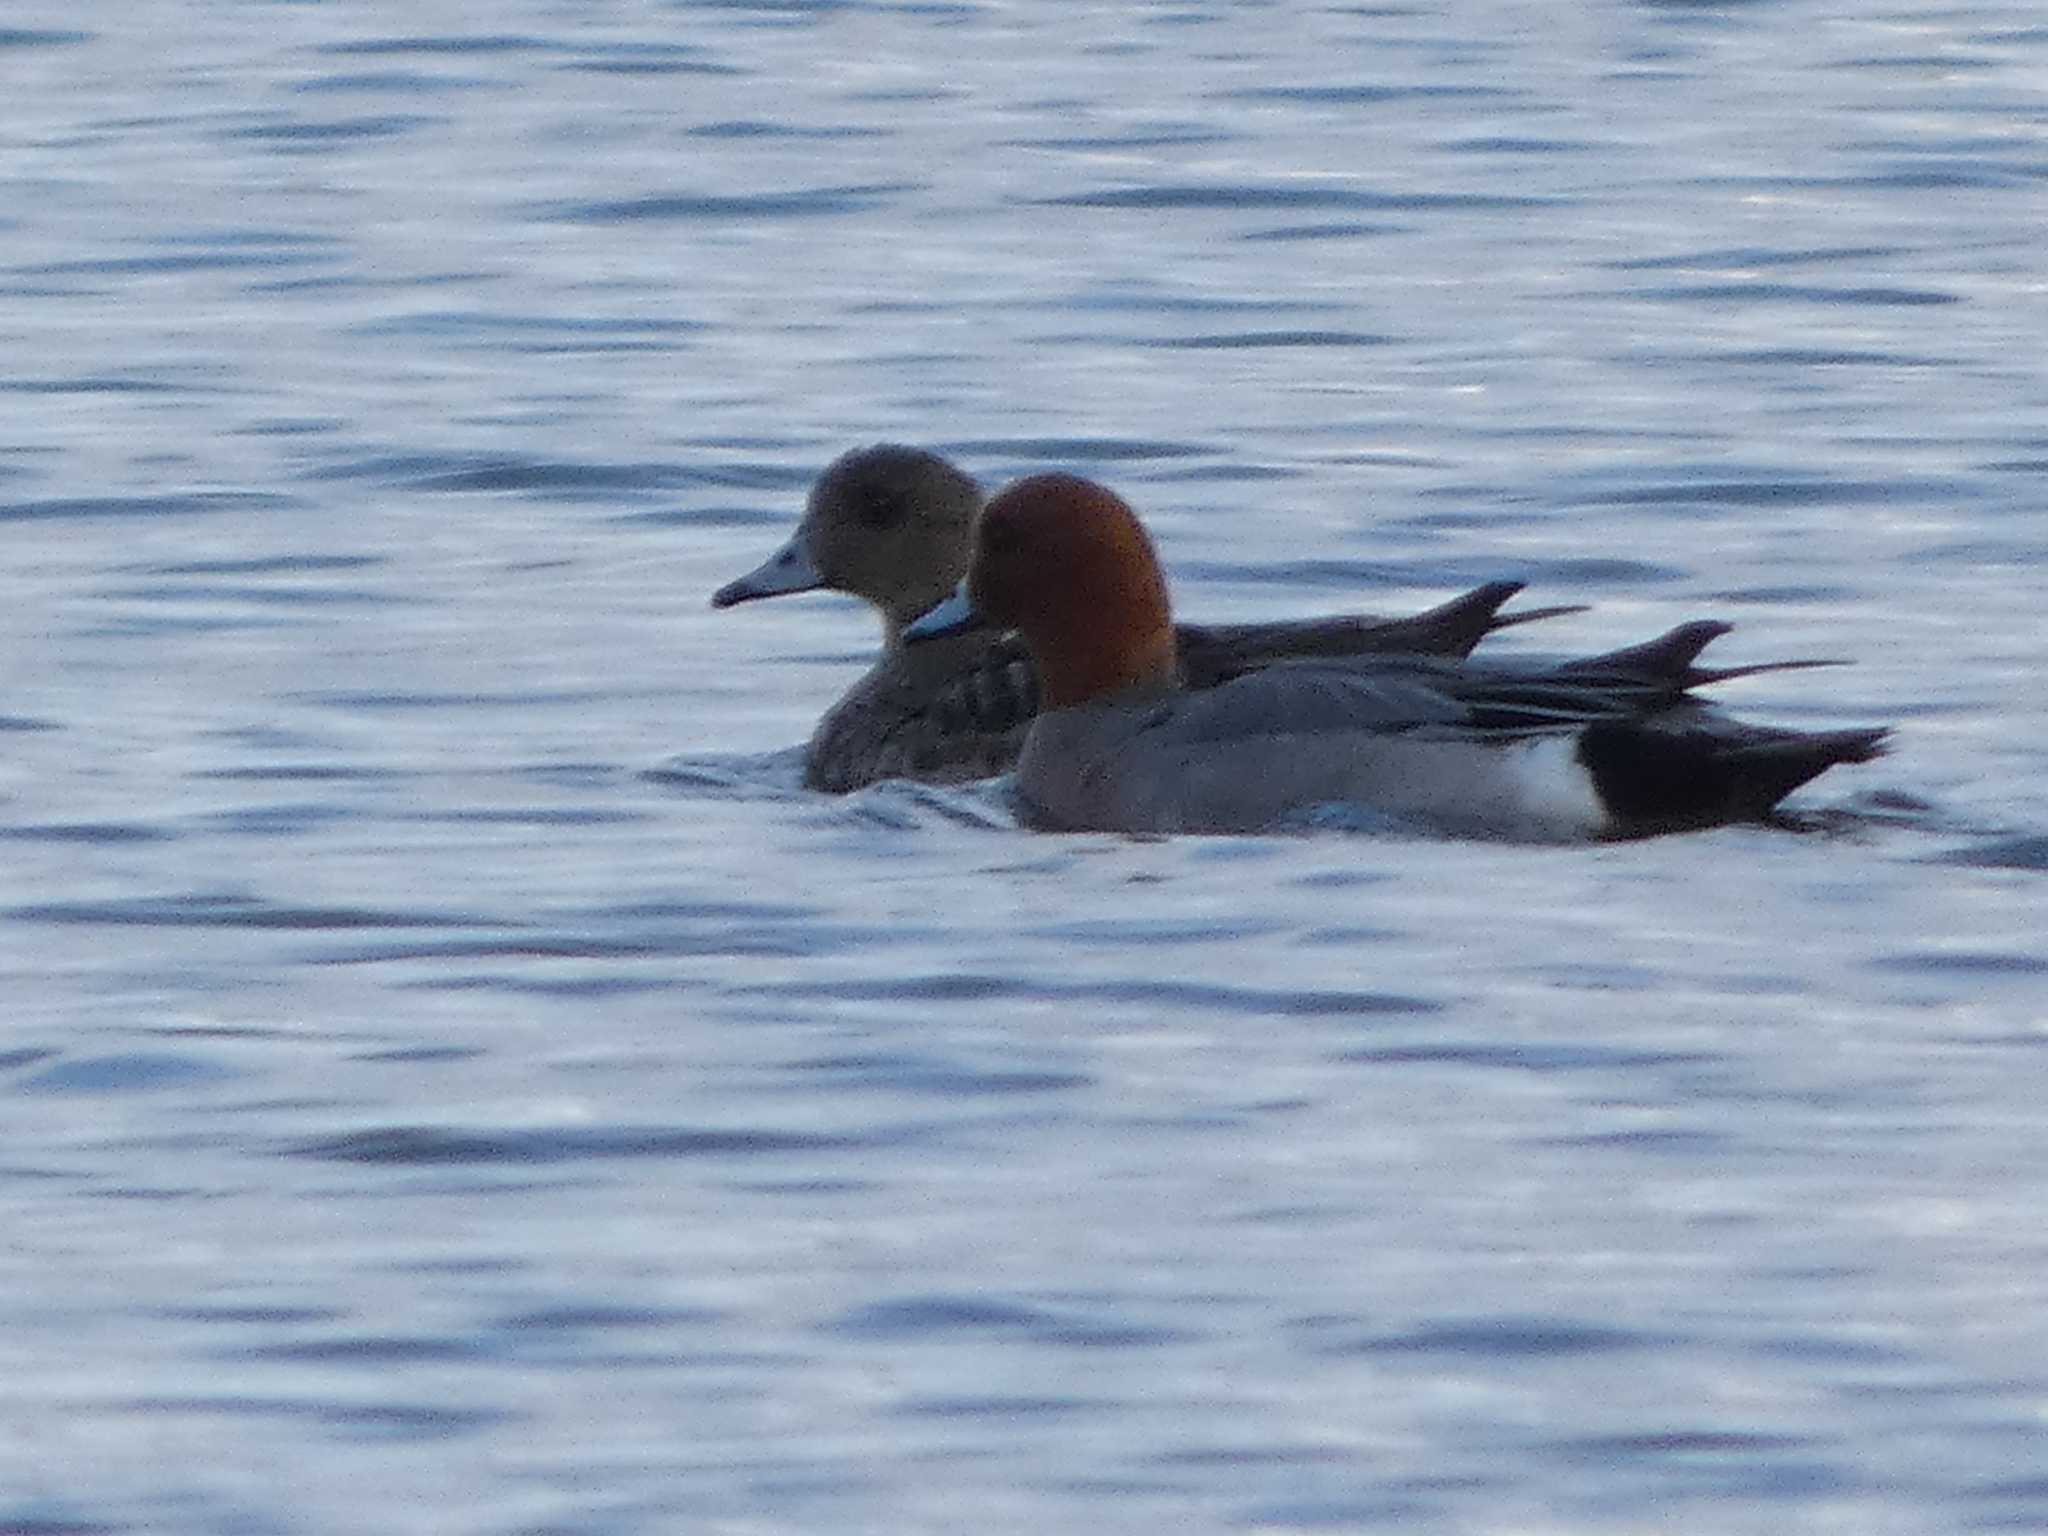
[851,484,903,531]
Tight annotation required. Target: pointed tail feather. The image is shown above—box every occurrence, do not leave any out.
[1177,581,1530,683]
[1482,600,1591,634]
[1411,578,1528,653]
[1687,656,1851,687]
[1557,620,1855,695]
[1400,580,1587,656]
[1557,621,1733,682]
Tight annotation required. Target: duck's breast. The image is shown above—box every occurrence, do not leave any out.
[806,635,1039,792]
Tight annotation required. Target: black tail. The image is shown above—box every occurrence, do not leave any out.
[1404,580,1588,656]
[1578,720,1891,836]
[1558,619,1848,692]
[1178,581,1584,686]
[1558,620,1732,683]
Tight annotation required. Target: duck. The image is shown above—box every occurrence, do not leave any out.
[713,444,1579,792]
[902,472,1889,839]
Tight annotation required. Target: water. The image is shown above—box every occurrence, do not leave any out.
[3,4,2046,1532]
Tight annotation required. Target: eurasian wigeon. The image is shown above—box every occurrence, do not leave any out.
[903,473,1888,839]
[713,444,1578,792]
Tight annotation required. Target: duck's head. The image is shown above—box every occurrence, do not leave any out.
[711,445,982,642]
[905,473,1177,709]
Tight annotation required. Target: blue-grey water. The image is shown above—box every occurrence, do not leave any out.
[4,4,2046,1532]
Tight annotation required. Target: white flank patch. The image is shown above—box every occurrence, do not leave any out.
[1508,734,1609,838]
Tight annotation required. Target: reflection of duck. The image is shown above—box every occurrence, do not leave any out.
[905,473,1888,839]
[713,444,1576,792]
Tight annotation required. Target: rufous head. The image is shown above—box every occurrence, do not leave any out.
[956,473,1178,709]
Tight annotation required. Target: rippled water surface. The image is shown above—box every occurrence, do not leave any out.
[5,4,2047,1532]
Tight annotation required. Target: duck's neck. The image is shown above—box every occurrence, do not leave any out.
[879,582,961,652]
[1035,625,1179,710]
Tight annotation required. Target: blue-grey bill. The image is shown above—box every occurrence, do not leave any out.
[902,582,983,643]
[711,531,824,608]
